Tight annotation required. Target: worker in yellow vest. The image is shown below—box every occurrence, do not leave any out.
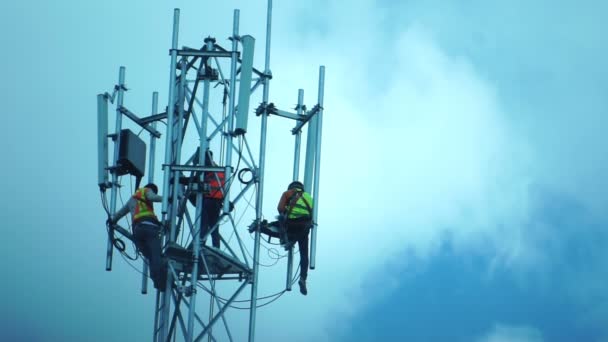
[111,183,166,291]
[277,181,313,295]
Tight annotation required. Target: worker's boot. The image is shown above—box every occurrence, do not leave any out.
[157,259,168,292]
[298,278,307,296]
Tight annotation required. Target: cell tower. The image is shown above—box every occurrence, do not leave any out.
[96,2,324,341]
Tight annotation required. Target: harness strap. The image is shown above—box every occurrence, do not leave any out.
[286,190,312,218]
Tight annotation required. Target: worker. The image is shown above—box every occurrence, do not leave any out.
[277,181,313,295]
[110,183,166,291]
[202,149,225,249]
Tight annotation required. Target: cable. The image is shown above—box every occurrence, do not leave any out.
[100,190,111,216]
[107,177,139,261]
[221,135,244,197]
[237,168,254,185]
[120,251,148,276]
[242,235,280,268]
[195,265,303,309]
[118,178,136,241]
[105,218,139,261]
[246,221,294,260]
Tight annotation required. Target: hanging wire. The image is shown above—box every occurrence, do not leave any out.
[99,176,140,262]
[222,135,245,197]
[219,183,256,255]
[219,86,228,165]
[242,236,280,267]
[196,266,303,309]
[121,251,148,276]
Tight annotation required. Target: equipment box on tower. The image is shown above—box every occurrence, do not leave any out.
[117,129,146,178]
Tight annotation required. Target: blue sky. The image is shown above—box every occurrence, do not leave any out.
[1,1,607,341]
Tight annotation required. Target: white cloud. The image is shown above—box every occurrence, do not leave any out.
[244,3,543,341]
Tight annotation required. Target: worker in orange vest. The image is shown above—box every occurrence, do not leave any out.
[202,150,225,249]
[111,183,166,291]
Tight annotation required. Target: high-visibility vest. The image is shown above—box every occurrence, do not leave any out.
[286,190,313,219]
[204,171,225,199]
[133,188,157,223]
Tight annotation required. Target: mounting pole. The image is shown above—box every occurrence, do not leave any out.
[141,91,159,294]
[293,89,304,181]
[286,88,304,290]
[310,66,325,269]
[158,9,180,342]
[249,0,272,341]
[107,66,126,271]
[203,39,216,342]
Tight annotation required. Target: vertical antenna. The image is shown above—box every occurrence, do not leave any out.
[97,94,109,188]
[223,9,240,214]
[235,35,256,135]
[161,8,180,217]
[249,0,272,341]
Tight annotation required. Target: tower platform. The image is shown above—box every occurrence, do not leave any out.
[164,243,251,281]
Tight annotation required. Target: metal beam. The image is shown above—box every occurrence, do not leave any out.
[291,105,320,134]
[165,164,225,173]
[274,109,302,121]
[140,112,167,126]
[194,281,249,342]
[175,48,233,58]
[118,106,162,138]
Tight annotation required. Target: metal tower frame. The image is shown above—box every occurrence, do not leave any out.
[97,2,325,341]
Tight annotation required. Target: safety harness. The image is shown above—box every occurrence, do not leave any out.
[286,190,312,220]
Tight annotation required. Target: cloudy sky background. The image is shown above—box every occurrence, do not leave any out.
[1,0,607,341]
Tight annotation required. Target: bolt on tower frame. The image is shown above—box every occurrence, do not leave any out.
[97,2,325,341]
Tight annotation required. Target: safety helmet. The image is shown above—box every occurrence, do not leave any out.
[288,181,304,191]
[145,183,159,194]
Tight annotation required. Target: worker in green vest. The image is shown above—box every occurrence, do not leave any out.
[277,181,313,295]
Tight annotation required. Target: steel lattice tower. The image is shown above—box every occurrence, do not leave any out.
[97,2,325,341]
